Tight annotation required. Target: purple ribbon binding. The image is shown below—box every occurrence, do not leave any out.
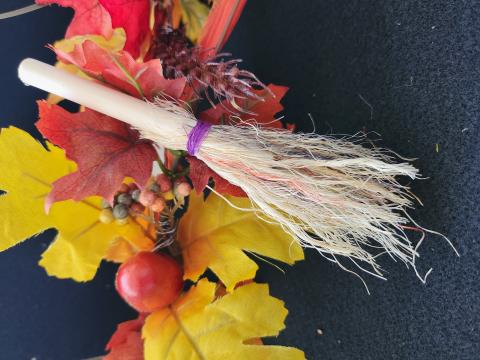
[186,120,212,156]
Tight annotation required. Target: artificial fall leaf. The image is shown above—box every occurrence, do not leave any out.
[187,156,246,197]
[105,237,139,263]
[105,214,156,263]
[0,127,151,281]
[171,0,183,29]
[105,315,146,360]
[53,40,186,100]
[38,0,150,58]
[37,0,113,39]
[198,0,247,59]
[177,192,304,291]
[98,0,151,58]
[52,28,126,60]
[202,83,291,129]
[47,28,127,104]
[178,0,210,43]
[143,279,305,360]
[189,84,292,196]
[36,101,158,207]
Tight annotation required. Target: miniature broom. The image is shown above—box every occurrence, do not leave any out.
[19,58,438,278]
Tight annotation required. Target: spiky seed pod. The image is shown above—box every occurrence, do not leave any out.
[149,28,270,112]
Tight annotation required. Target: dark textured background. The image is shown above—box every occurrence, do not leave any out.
[0,1,478,359]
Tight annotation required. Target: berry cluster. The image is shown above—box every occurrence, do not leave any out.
[99,174,192,226]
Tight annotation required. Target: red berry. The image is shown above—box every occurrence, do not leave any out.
[128,183,139,191]
[119,183,130,193]
[130,202,145,214]
[115,252,183,313]
[156,174,172,192]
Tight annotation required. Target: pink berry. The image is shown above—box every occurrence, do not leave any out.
[139,190,156,206]
[151,197,166,213]
[176,182,192,197]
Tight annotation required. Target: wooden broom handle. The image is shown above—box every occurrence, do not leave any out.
[18,58,195,136]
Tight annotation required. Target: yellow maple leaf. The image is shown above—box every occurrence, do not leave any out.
[177,193,304,291]
[0,127,153,281]
[105,216,156,263]
[143,279,305,359]
[178,0,210,43]
[47,28,127,104]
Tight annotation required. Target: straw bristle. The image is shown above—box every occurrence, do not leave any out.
[197,125,423,278]
[137,101,450,280]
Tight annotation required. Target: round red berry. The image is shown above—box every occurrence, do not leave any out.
[156,174,172,192]
[115,252,183,313]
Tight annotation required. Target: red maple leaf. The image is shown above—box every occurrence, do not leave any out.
[37,0,150,58]
[99,0,151,58]
[53,40,185,100]
[187,156,246,197]
[198,0,247,59]
[201,84,292,129]
[104,314,145,360]
[188,84,291,197]
[36,101,158,208]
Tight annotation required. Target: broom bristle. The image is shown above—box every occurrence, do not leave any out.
[137,101,455,281]
[198,125,420,277]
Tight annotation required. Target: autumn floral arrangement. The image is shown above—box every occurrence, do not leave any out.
[0,1,456,359]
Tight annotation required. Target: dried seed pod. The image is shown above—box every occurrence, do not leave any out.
[149,28,269,113]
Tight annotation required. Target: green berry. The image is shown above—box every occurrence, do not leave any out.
[117,193,133,206]
[131,189,141,201]
[113,204,129,219]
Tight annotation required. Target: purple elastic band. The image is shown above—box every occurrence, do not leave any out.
[187,120,212,156]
